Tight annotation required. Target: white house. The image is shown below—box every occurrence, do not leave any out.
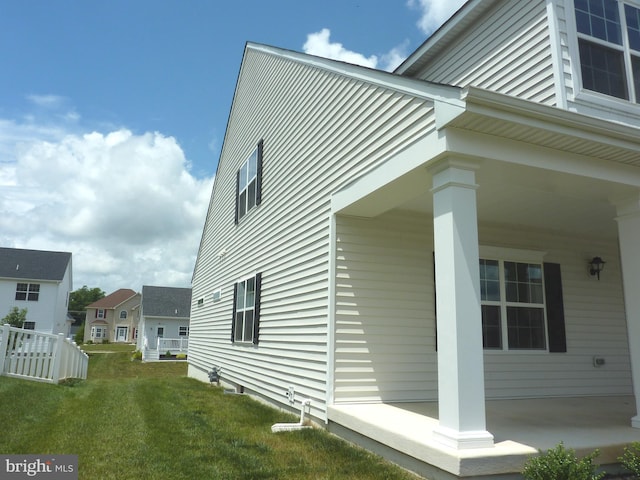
[0,247,73,336]
[189,0,640,477]
[137,285,191,361]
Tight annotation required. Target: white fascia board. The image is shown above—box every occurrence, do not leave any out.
[246,43,465,108]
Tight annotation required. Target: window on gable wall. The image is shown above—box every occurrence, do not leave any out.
[231,273,262,344]
[575,0,640,102]
[15,283,40,301]
[120,310,127,319]
[479,257,567,352]
[235,140,263,223]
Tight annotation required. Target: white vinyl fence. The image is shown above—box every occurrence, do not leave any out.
[157,337,188,354]
[0,324,88,384]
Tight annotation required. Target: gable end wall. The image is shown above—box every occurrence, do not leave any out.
[189,48,437,421]
[412,0,556,106]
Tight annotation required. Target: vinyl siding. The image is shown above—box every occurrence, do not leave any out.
[334,212,436,403]
[411,0,557,106]
[333,210,631,404]
[189,47,436,420]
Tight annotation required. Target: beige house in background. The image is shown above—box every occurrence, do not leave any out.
[84,289,140,343]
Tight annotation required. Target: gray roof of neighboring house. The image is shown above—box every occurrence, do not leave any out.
[0,247,71,281]
[142,285,192,318]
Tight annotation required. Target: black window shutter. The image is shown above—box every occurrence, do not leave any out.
[234,170,240,225]
[544,262,567,353]
[433,252,437,352]
[256,139,264,206]
[231,283,238,342]
[253,272,262,345]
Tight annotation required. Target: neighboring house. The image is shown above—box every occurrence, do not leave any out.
[0,247,73,336]
[137,285,191,361]
[84,289,140,343]
[189,0,640,477]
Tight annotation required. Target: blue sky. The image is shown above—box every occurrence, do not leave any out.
[0,0,464,295]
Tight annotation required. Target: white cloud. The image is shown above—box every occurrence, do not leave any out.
[304,28,378,68]
[27,94,66,108]
[303,28,409,72]
[0,120,213,294]
[407,0,466,35]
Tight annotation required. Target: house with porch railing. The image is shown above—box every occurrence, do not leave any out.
[0,324,88,383]
[137,285,191,361]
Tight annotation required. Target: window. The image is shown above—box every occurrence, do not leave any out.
[91,326,105,340]
[197,298,204,307]
[22,321,35,330]
[480,259,547,350]
[575,0,640,102]
[235,140,263,223]
[97,309,105,319]
[15,283,40,301]
[179,326,190,336]
[119,310,127,319]
[232,273,262,344]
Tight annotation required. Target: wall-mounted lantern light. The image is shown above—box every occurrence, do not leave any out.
[589,256,605,280]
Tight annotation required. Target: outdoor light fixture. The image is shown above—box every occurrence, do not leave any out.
[589,256,605,280]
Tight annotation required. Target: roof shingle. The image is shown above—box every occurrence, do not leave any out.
[88,289,138,309]
[142,285,191,318]
[0,247,71,282]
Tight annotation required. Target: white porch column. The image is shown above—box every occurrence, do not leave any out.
[430,159,494,449]
[616,195,640,428]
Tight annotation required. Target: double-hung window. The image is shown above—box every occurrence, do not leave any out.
[235,140,263,223]
[232,273,262,344]
[15,283,40,301]
[480,258,547,350]
[574,0,640,102]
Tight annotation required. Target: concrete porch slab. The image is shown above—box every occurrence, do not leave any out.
[327,396,640,478]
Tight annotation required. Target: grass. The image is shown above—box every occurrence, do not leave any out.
[0,348,419,479]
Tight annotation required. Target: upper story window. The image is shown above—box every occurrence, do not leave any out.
[97,309,105,319]
[119,310,127,319]
[15,283,40,301]
[575,0,640,102]
[480,259,547,350]
[235,140,263,224]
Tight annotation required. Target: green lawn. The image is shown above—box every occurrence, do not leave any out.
[0,349,419,479]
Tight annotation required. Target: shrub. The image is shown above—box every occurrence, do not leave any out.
[619,442,640,476]
[165,350,172,357]
[102,339,110,344]
[522,443,604,480]
[74,324,85,345]
[131,350,142,361]
[176,353,187,360]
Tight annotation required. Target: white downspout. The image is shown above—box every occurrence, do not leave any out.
[271,399,312,432]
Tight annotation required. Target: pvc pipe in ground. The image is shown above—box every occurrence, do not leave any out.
[271,399,311,432]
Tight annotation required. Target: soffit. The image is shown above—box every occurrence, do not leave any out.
[447,110,640,167]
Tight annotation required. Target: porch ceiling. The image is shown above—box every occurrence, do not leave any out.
[398,158,634,240]
[335,95,640,240]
